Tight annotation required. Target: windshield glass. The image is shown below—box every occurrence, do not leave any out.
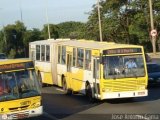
[0,70,41,102]
[103,55,145,79]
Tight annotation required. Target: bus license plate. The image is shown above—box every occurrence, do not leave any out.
[138,91,145,95]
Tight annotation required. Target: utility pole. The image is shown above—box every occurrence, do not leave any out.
[149,0,157,54]
[97,0,103,42]
[19,0,23,22]
[45,0,51,39]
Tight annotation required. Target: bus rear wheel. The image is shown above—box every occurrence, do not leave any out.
[62,78,72,95]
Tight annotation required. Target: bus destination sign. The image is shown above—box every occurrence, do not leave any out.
[0,62,34,72]
[103,48,142,55]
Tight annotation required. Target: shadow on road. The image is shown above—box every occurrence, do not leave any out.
[42,88,101,119]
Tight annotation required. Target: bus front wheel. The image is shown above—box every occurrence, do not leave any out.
[86,84,94,102]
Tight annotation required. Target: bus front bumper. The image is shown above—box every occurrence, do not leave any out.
[101,90,148,100]
[0,106,43,120]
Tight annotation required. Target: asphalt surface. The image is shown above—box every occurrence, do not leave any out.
[25,85,160,120]
[25,58,160,120]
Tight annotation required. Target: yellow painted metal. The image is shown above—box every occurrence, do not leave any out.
[43,72,53,84]
[92,50,100,56]
[0,96,41,113]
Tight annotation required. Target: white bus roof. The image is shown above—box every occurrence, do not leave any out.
[30,39,143,50]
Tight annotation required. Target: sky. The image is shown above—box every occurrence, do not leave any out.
[0,0,95,30]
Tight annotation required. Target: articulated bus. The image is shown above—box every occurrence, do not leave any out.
[0,59,42,119]
[29,39,148,100]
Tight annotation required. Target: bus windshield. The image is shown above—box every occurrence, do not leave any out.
[103,55,145,79]
[0,69,41,102]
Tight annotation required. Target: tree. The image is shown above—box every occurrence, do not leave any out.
[23,28,42,57]
[57,21,86,39]
[2,21,26,58]
[42,24,59,39]
[87,0,160,52]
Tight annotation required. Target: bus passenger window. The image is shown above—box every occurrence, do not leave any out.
[58,46,61,64]
[46,45,50,62]
[41,45,45,61]
[85,50,91,70]
[77,48,84,68]
[61,46,66,64]
[73,48,76,67]
[36,45,40,60]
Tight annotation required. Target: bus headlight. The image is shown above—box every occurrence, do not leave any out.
[139,86,145,90]
[2,114,8,120]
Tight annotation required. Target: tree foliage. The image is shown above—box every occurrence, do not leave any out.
[86,0,160,52]
[0,1,160,58]
[57,21,86,39]
[42,24,59,39]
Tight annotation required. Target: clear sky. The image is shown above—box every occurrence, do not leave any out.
[0,0,95,30]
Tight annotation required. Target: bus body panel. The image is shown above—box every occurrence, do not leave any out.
[57,64,67,87]
[0,96,42,119]
[35,61,53,84]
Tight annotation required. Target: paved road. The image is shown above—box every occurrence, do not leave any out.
[26,58,160,120]
[26,85,160,120]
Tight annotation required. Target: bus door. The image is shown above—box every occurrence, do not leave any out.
[66,52,72,88]
[93,57,100,98]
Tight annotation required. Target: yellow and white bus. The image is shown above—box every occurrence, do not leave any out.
[0,59,42,119]
[29,39,148,100]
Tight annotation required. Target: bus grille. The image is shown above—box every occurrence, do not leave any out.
[9,105,29,112]
[103,80,145,92]
[9,111,29,119]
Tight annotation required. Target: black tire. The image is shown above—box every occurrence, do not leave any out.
[62,77,72,95]
[86,84,95,102]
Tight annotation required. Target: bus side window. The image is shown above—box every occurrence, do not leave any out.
[58,46,61,64]
[36,45,40,61]
[73,48,76,67]
[41,45,45,61]
[46,45,50,62]
[61,46,66,64]
[85,50,91,70]
[77,48,84,68]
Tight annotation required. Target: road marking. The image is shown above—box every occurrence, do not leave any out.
[56,88,64,92]
[43,112,59,120]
